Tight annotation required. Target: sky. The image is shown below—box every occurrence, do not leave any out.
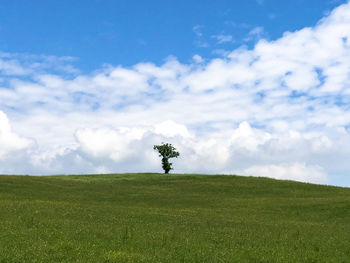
[0,0,350,186]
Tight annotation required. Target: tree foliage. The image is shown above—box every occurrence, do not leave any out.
[153,143,180,174]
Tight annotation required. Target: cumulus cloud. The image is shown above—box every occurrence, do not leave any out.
[0,111,33,159]
[192,54,204,63]
[1,2,350,184]
[242,163,328,184]
[154,120,191,138]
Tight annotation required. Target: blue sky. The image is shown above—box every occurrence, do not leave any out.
[0,0,347,71]
[0,0,350,186]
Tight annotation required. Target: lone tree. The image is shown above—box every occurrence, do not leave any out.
[153,143,180,174]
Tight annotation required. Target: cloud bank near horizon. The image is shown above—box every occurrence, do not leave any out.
[1,2,350,184]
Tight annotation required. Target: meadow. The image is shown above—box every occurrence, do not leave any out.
[0,173,349,262]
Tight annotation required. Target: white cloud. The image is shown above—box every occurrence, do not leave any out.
[242,163,328,184]
[192,54,204,63]
[193,25,209,47]
[76,127,146,161]
[0,111,33,159]
[244,26,267,42]
[229,122,271,152]
[154,120,191,138]
[0,2,350,184]
[193,25,202,38]
[212,34,234,44]
[0,57,28,75]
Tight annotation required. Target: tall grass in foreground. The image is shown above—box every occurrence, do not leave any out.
[0,173,349,262]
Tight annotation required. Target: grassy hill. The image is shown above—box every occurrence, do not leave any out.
[0,173,349,262]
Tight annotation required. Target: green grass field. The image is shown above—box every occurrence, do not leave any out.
[0,173,349,262]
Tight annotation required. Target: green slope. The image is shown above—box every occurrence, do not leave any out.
[0,173,349,262]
